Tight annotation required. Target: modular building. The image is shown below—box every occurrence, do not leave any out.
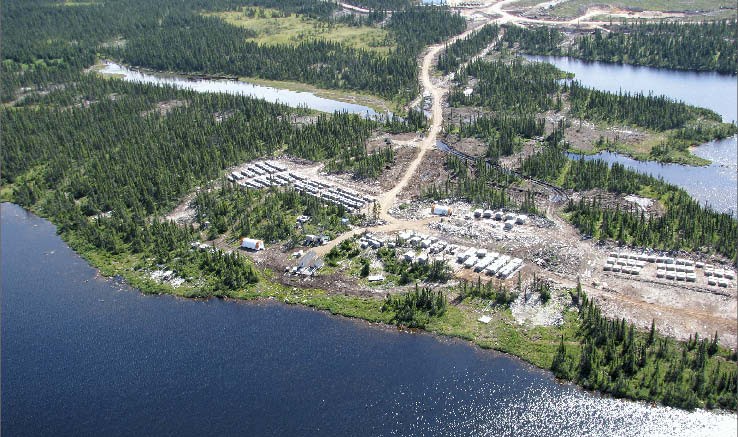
[241,238,265,251]
[432,204,453,216]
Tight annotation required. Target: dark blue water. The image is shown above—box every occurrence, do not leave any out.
[2,203,735,436]
[524,55,737,123]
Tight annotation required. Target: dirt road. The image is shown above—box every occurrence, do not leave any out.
[296,1,737,346]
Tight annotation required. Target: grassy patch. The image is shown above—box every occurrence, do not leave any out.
[568,136,712,166]
[206,7,395,54]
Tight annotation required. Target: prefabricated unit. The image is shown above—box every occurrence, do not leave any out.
[241,238,265,251]
[432,204,453,216]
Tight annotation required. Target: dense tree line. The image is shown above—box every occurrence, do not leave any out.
[448,111,545,160]
[501,21,737,74]
[451,58,725,132]
[566,81,721,131]
[2,0,257,101]
[423,156,516,208]
[449,59,563,113]
[501,24,563,54]
[387,7,466,58]
[345,0,413,10]
[3,78,390,212]
[570,21,737,74]
[240,0,338,19]
[566,193,737,259]
[193,185,351,244]
[554,288,737,410]
[115,21,416,101]
[381,285,447,328]
[438,24,500,74]
[518,121,569,181]
[2,0,465,104]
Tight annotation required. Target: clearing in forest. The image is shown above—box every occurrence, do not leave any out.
[535,0,735,19]
[206,7,395,54]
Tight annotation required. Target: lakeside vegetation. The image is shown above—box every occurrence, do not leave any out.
[518,138,738,259]
[502,21,737,74]
[555,287,737,410]
[449,56,736,164]
[1,75,420,296]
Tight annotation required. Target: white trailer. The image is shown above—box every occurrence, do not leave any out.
[432,204,453,216]
[241,238,265,251]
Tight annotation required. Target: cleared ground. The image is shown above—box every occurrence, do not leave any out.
[170,1,737,349]
[504,0,735,19]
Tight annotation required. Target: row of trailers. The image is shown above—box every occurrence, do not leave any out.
[293,181,372,213]
[394,230,524,279]
[456,248,523,279]
[227,161,372,213]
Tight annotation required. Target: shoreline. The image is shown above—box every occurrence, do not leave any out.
[7,200,736,414]
[91,59,399,115]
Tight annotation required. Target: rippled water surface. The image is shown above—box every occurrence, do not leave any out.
[98,62,380,117]
[3,203,735,436]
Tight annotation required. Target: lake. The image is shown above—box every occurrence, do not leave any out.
[526,55,738,214]
[524,55,736,123]
[98,62,381,117]
[568,135,737,215]
[2,203,736,436]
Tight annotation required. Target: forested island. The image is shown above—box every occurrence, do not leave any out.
[2,0,736,414]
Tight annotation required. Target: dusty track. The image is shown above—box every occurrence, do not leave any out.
[300,1,736,346]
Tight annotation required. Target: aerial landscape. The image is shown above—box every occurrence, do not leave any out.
[1,0,737,435]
